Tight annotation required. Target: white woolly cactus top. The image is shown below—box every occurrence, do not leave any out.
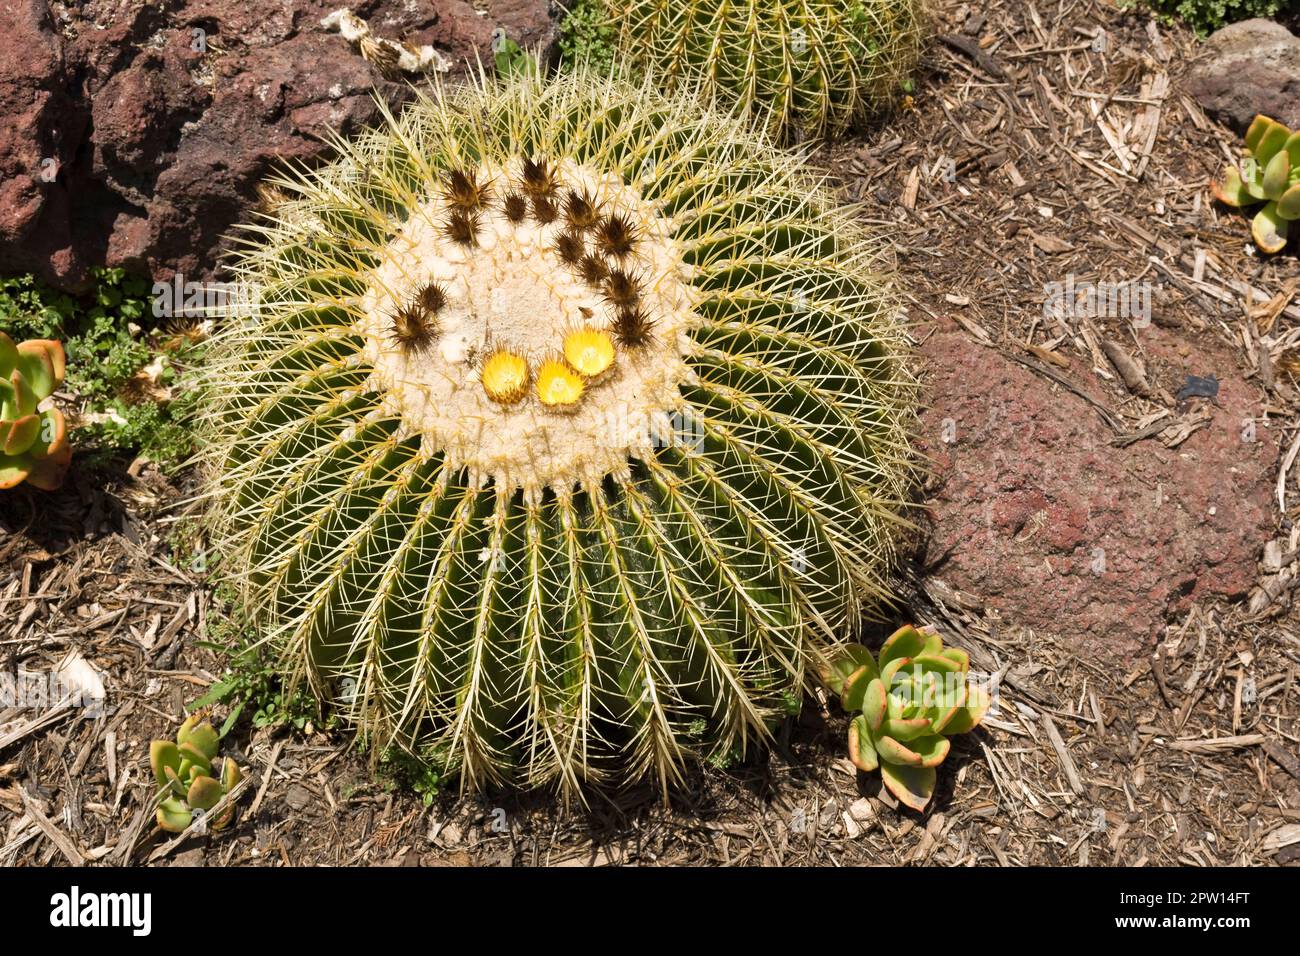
[359,158,697,497]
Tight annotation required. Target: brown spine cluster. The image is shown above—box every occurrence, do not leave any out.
[416,281,448,314]
[531,195,559,224]
[390,281,446,354]
[553,230,585,266]
[444,209,480,246]
[564,189,600,231]
[612,304,655,348]
[502,192,528,223]
[595,214,638,259]
[443,169,489,211]
[601,269,640,310]
[520,156,558,198]
[435,158,656,351]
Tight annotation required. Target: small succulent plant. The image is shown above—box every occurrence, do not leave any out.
[198,65,916,799]
[823,625,989,812]
[1213,114,1300,254]
[0,332,71,491]
[149,715,243,833]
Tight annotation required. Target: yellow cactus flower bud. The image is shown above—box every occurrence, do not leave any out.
[563,327,615,378]
[535,358,584,407]
[481,350,529,405]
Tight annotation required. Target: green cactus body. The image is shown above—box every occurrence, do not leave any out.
[599,0,926,140]
[0,332,71,491]
[826,624,989,811]
[1213,115,1300,254]
[199,67,916,798]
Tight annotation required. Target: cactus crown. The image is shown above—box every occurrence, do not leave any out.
[197,66,917,799]
[353,151,695,496]
[1213,114,1300,254]
[0,332,71,492]
[602,0,926,140]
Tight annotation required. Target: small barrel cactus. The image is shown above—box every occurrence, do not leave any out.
[0,332,71,491]
[597,0,926,140]
[823,625,989,811]
[149,715,243,832]
[198,66,915,798]
[1213,114,1300,253]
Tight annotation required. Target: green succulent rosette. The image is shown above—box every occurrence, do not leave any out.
[0,332,71,491]
[149,715,243,833]
[823,624,990,811]
[1213,114,1300,254]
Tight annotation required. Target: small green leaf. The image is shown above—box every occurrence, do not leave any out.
[1252,202,1289,254]
[0,459,31,489]
[875,734,923,767]
[9,367,38,418]
[940,684,992,735]
[156,796,192,833]
[878,624,928,668]
[1212,164,1253,207]
[938,646,970,671]
[862,677,887,734]
[879,716,931,742]
[188,680,236,711]
[848,714,878,772]
[0,376,16,421]
[187,774,224,811]
[841,664,873,711]
[163,765,187,798]
[177,742,212,776]
[3,415,39,456]
[219,702,244,739]
[1278,183,1300,221]
[493,36,536,79]
[1253,118,1292,166]
[880,762,936,812]
[150,740,181,789]
[1284,131,1300,171]
[910,652,964,674]
[14,348,55,400]
[1245,115,1271,154]
[819,644,875,695]
[184,721,220,761]
[908,734,952,768]
[0,332,17,374]
[176,713,201,746]
[880,655,911,690]
[1263,150,1291,201]
[219,757,242,791]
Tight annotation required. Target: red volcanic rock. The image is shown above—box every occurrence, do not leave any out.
[918,321,1275,663]
[0,1,85,282]
[1188,18,1300,134]
[0,0,558,291]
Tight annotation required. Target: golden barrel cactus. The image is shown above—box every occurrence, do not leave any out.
[598,0,927,140]
[198,67,916,798]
